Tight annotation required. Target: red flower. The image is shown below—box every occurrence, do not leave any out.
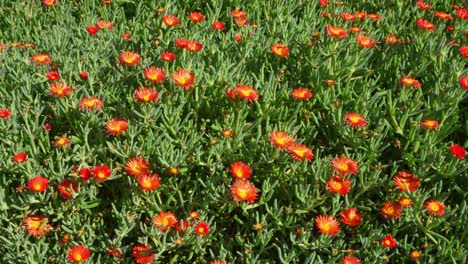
[153,211,178,232]
[67,245,91,263]
[189,12,205,23]
[161,51,176,61]
[122,33,131,40]
[456,8,468,19]
[79,71,88,80]
[45,71,60,81]
[13,152,27,163]
[331,156,359,176]
[318,0,329,7]
[185,40,203,52]
[57,179,78,199]
[27,175,49,192]
[460,76,468,89]
[144,66,166,83]
[134,87,159,102]
[42,0,57,7]
[119,51,140,66]
[291,88,313,100]
[172,68,196,89]
[288,144,315,161]
[340,208,363,227]
[163,15,180,27]
[449,144,466,159]
[0,108,12,119]
[381,201,402,220]
[416,0,432,10]
[271,43,289,57]
[355,11,367,20]
[340,12,355,21]
[460,46,468,58]
[235,85,259,102]
[96,19,114,30]
[416,18,436,31]
[24,215,51,237]
[132,244,154,264]
[270,131,295,150]
[125,157,150,177]
[79,97,104,112]
[49,82,72,98]
[410,250,423,261]
[54,135,71,148]
[381,235,397,248]
[175,38,188,48]
[137,174,161,192]
[106,118,128,136]
[385,33,402,45]
[420,119,439,130]
[400,75,422,88]
[393,171,420,192]
[343,256,361,264]
[79,167,92,181]
[434,11,453,20]
[230,179,258,203]
[229,161,252,179]
[231,10,246,19]
[212,21,226,31]
[315,214,340,236]
[356,35,376,48]
[31,53,51,65]
[349,27,362,33]
[398,197,413,208]
[92,165,112,181]
[326,25,348,38]
[194,221,210,236]
[345,112,367,128]
[86,26,99,36]
[367,14,381,21]
[326,176,351,196]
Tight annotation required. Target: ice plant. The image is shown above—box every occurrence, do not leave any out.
[291,88,313,100]
[326,176,351,196]
[326,25,348,38]
[400,75,422,88]
[381,201,402,220]
[153,211,178,232]
[23,215,51,237]
[420,119,439,130]
[340,207,363,227]
[189,12,204,23]
[194,221,210,236]
[416,18,436,31]
[385,33,402,45]
[92,165,112,181]
[13,152,27,163]
[449,144,466,159]
[229,161,252,179]
[137,174,161,191]
[460,46,468,58]
[416,0,432,10]
[119,51,141,66]
[79,97,104,112]
[86,26,99,36]
[315,214,340,236]
[288,143,315,161]
[96,19,114,30]
[172,68,196,89]
[67,245,91,263]
[57,179,78,199]
[163,15,180,26]
[185,40,203,52]
[345,112,367,128]
[342,256,361,264]
[393,171,420,192]
[271,43,289,57]
[31,53,51,65]
[49,82,72,98]
[270,131,295,150]
[79,72,88,80]
[230,179,258,203]
[134,87,159,102]
[161,51,176,61]
[132,244,154,264]
[189,211,200,220]
[45,70,60,81]
[381,235,397,248]
[398,197,413,208]
[331,156,359,176]
[106,117,128,136]
[356,35,376,48]
[434,11,453,20]
[0,108,12,118]
[42,0,57,7]
[410,250,423,261]
[233,85,259,102]
[79,167,91,181]
[424,199,445,216]
[212,21,226,31]
[125,157,150,177]
[459,76,468,89]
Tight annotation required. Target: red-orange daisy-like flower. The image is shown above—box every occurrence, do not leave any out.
[231,10,246,19]
[212,21,226,31]
[459,76,468,89]
[54,136,71,148]
[288,143,315,161]
[67,245,91,262]
[79,167,92,181]
[424,199,445,216]
[13,152,27,163]
[172,68,196,89]
[49,82,72,98]
[315,214,340,236]
[271,43,289,57]
[125,157,150,177]
[132,244,154,264]
[416,1,432,10]
[92,165,112,181]
[356,35,376,48]
[349,26,362,33]
[96,19,114,30]
[343,256,361,264]
[326,25,348,38]
[340,12,355,21]
[57,179,78,199]
[460,46,468,58]
[122,33,131,40]
[398,197,413,208]
[381,201,402,220]
[449,144,466,159]
[42,0,57,7]
[153,211,178,232]
[456,8,468,19]
[235,85,259,102]
[137,174,161,192]
[175,38,188,48]
[270,131,295,150]
[400,75,422,89]
[189,211,200,220]
[331,156,359,176]
[185,40,203,52]
[189,12,205,23]
[45,71,60,81]
[106,117,128,136]
[326,176,351,196]
[194,221,210,236]
[385,33,402,45]
[367,13,381,21]
[161,51,176,62]
[0,108,12,119]
[163,15,180,26]
[79,97,104,112]
[291,88,313,100]
[119,51,141,66]
[210,260,230,264]
[416,18,436,31]
[230,179,258,203]
[420,119,439,130]
[79,71,88,80]
[24,215,51,237]
[355,11,367,20]
[31,53,51,65]
[410,250,423,261]
[345,112,367,128]
[393,171,420,192]
[143,66,166,84]
[134,87,159,103]
[340,207,362,227]
[381,235,397,248]
[434,11,453,20]
[229,161,252,179]
[86,26,99,36]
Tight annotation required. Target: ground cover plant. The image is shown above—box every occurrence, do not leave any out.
[0,0,467,263]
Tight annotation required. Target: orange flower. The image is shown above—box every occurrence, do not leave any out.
[326,176,351,196]
[92,165,112,181]
[340,207,362,227]
[381,201,402,220]
[189,12,205,23]
[132,244,154,264]
[143,66,166,83]
[424,199,445,216]
[416,1,432,10]
[288,144,314,161]
[175,38,188,48]
[45,71,60,81]
[270,131,295,150]
[163,15,180,26]
[152,211,178,232]
[235,85,259,102]
[393,171,420,192]
[229,161,252,179]
[231,10,246,19]
[230,179,258,203]
[168,167,180,175]
[24,215,51,237]
[434,11,452,20]
[161,51,176,62]
[134,87,159,102]
[79,97,104,112]
[326,25,348,38]
[271,43,289,57]
[416,18,436,31]
[291,88,313,100]
[119,51,141,66]
[400,75,422,88]
[42,0,57,7]
[212,21,226,31]
[57,179,78,199]
[106,118,128,136]
[210,260,230,264]
[385,33,402,45]
[398,197,413,208]
[331,156,359,176]
[324,79,336,86]
[54,136,71,148]
[49,82,72,98]
[367,13,381,21]
[345,112,367,128]
[340,12,355,21]
[410,250,423,261]
[349,26,362,33]
[137,174,161,192]
[96,19,114,30]
[125,157,150,177]
[381,235,397,248]
[355,11,367,20]
[189,211,200,220]
[194,221,210,236]
[31,53,51,65]
[420,119,439,130]
[343,256,361,264]
[13,152,27,163]
[67,245,91,263]
[185,40,203,52]
[172,68,196,89]
[356,35,376,48]
[315,214,340,236]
